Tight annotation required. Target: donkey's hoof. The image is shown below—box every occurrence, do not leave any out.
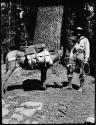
[3,88,7,94]
[77,87,83,93]
[66,84,73,89]
[42,87,46,91]
[41,85,46,90]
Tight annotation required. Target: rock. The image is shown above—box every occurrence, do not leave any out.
[24,120,31,124]
[21,101,43,107]
[2,99,5,105]
[85,117,95,123]
[37,105,43,110]
[9,119,18,124]
[4,104,10,108]
[32,121,38,124]
[11,114,23,122]
[20,101,43,110]
[2,119,10,124]
[15,107,37,116]
[20,109,36,116]
[2,108,9,117]
[15,107,25,112]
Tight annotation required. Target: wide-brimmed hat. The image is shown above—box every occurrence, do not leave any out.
[76,27,83,30]
[73,27,84,35]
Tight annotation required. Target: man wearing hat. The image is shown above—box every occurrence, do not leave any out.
[67,27,90,92]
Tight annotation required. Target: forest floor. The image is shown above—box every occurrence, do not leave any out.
[2,63,95,124]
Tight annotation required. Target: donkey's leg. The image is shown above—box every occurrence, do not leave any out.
[3,60,16,93]
[41,64,47,89]
[6,56,9,73]
[2,70,14,96]
[67,65,73,89]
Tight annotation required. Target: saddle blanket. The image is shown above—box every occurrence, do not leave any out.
[27,49,53,65]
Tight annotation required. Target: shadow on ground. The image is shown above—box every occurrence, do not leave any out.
[7,79,44,91]
[7,79,67,91]
[72,84,80,90]
[7,80,80,92]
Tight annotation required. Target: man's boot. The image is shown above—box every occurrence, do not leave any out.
[77,77,85,93]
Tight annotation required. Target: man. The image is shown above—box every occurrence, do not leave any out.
[67,27,90,92]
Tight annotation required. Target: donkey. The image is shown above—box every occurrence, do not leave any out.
[2,47,63,95]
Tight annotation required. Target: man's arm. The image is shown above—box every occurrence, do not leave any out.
[69,42,78,63]
[69,47,75,64]
[84,38,90,62]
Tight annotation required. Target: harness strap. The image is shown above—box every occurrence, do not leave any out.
[34,50,38,63]
[44,49,46,67]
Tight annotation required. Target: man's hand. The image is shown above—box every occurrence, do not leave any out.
[66,63,72,68]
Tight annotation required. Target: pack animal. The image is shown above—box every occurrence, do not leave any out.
[2,45,63,95]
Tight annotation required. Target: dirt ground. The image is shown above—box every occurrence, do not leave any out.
[2,63,95,124]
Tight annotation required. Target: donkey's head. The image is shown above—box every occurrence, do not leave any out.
[57,47,63,58]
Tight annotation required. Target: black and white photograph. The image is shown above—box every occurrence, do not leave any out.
[1,0,95,124]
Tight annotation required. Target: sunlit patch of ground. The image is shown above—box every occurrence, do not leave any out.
[2,64,95,124]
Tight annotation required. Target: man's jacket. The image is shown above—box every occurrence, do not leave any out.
[69,36,90,62]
